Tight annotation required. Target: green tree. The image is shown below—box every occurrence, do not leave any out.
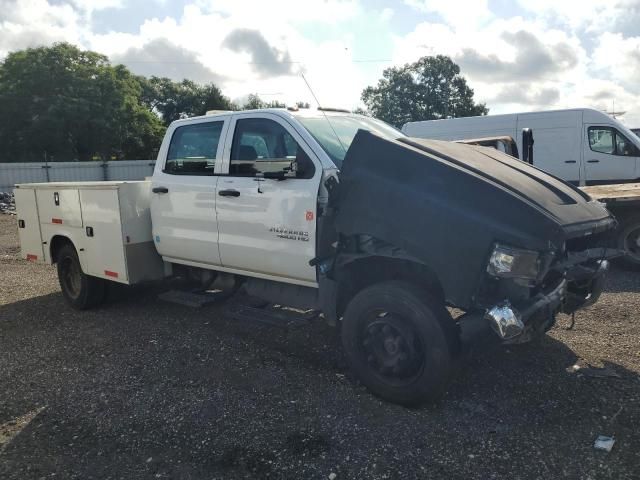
[242,93,265,110]
[352,107,369,116]
[0,42,164,162]
[361,55,488,128]
[265,100,286,108]
[240,94,287,110]
[139,77,234,126]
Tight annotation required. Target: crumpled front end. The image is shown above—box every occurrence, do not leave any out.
[461,228,616,346]
[333,130,618,346]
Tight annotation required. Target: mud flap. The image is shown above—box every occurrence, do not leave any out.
[318,276,339,326]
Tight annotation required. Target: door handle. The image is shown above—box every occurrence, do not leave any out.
[218,189,240,197]
[564,160,576,164]
[587,160,600,163]
[152,186,169,194]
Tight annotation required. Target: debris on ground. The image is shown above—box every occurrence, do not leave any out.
[567,362,621,378]
[594,435,616,452]
[608,406,623,424]
[0,192,15,215]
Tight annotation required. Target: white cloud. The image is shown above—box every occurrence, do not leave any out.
[591,32,640,93]
[390,10,640,125]
[1,0,639,124]
[198,0,360,24]
[70,0,123,12]
[0,0,130,57]
[85,1,375,108]
[0,0,85,56]
[404,0,492,28]
[380,7,394,21]
[589,33,640,124]
[516,0,640,34]
[112,37,227,84]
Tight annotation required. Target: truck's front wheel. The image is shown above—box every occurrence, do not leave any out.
[57,244,105,310]
[341,281,455,406]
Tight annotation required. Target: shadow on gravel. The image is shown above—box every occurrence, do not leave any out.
[0,287,639,479]
[602,265,640,293]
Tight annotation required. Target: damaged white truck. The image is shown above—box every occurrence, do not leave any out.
[15,109,617,405]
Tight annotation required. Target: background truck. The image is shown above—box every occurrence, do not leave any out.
[403,108,640,186]
[15,109,616,405]
[581,183,640,270]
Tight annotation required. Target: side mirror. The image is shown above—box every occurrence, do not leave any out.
[522,128,534,165]
[293,150,315,179]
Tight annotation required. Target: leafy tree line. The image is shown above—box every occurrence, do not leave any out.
[0,44,165,162]
[0,43,486,162]
[361,56,488,128]
[0,43,303,162]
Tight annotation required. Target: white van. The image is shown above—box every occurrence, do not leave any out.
[402,108,640,186]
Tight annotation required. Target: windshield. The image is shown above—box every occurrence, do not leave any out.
[296,114,404,168]
[616,122,640,149]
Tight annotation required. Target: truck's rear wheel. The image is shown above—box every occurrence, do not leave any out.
[341,281,455,406]
[616,213,640,270]
[57,244,105,310]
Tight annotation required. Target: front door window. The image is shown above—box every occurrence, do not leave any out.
[588,126,639,157]
[229,118,314,179]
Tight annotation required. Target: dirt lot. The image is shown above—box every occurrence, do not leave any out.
[0,214,638,480]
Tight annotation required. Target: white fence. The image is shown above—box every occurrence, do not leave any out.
[0,160,156,191]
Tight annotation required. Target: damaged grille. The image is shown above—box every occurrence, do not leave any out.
[565,230,612,253]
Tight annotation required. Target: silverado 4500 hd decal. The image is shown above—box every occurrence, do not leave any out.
[269,226,310,242]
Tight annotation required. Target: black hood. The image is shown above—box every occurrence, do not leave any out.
[334,130,614,308]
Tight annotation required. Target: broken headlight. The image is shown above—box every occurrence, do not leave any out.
[487,243,540,280]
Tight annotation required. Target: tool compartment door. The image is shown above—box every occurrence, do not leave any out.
[14,188,45,262]
[36,188,83,228]
[79,188,128,283]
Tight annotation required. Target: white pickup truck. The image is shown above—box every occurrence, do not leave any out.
[15,108,617,405]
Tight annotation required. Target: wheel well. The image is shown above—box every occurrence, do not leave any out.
[50,236,75,264]
[335,256,445,318]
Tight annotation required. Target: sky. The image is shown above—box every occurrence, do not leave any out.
[1,0,639,125]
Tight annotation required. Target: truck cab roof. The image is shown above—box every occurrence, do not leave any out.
[173,108,369,123]
[168,109,404,169]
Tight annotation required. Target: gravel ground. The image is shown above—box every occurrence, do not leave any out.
[0,214,638,479]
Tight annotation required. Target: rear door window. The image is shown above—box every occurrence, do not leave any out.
[165,121,223,175]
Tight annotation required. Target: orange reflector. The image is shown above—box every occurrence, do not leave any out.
[52,218,62,224]
[26,254,38,261]
[104,270,118,278]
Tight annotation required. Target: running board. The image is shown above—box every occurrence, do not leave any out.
[158,289,228,308]
[225,304,319,329]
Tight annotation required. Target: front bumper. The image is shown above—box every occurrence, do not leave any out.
[460,259,609,346]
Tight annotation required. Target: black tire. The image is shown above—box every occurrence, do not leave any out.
[341,281,457,406]
[56,244,105,310]
[615,213,640,271]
